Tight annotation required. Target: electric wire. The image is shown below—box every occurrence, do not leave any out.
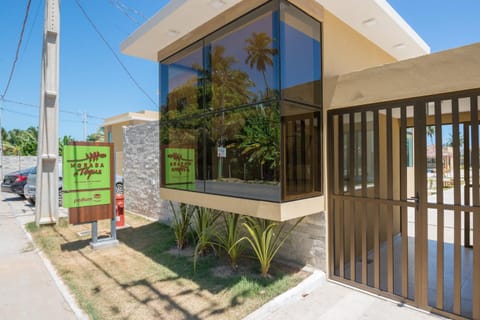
[73,0,157,107]
[1,0,33,99]
[108,0,147,25]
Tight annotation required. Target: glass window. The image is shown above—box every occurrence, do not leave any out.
[160,43,204,121]
[281,102,321,199]
[205,103,281,201]
[280,2,322,106]
[208,4,278,111]
[159,0,322,202]
[160,119,204,191]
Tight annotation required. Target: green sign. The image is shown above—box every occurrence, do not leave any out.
[63,189,111,208]
[63,144,112,208]
[165,148,195,190]
[63,145,111,191]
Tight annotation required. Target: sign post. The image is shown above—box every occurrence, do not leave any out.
[63,142,118,248]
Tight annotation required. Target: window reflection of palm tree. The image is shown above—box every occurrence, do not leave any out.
[211,45,252,178]
[245,32,278,97]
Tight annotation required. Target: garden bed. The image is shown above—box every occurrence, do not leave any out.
[26,212,309,320]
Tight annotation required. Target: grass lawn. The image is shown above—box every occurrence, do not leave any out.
[27,212,309,319]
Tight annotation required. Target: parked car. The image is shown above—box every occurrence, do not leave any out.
[1,167,36,197]
[24,166,63,206]
[24,168,124,206]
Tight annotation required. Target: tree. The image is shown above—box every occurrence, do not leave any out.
[245,32,277,96]
[87,126,105,142]
[426,125,435,146]
[58,135,74,156]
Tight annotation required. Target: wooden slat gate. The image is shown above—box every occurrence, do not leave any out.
[328,89,480,319]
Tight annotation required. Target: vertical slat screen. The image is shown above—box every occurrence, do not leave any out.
[400,106,408,298]
[452,98,461,315]
[338,115,345,278]
[361,111,368,285]
[349,113,356,281]
[471,95,480,319]
[434,100,444,310]
[386,108,394,293]
[464,123,471,248]
[374,110,380,289]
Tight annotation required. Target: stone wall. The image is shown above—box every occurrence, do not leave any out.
[123,122,169,221]
[122,121,326,271]
[1,156,37,179]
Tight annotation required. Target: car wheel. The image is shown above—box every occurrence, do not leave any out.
[58,188,63,207]
[115,182,124,194]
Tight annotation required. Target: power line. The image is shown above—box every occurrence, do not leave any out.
[2,98,105,119]
[108,0,147,25]
[73,0,157,107]
[1,0,33,99]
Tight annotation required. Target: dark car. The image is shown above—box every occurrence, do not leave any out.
[1,167,36,196]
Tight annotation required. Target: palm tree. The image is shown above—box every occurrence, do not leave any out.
[426,125,435,146]
[211,45,252,178]
[244,32,278,97]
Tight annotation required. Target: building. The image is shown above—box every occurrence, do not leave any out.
[121,1,480,318]
[103,110,159,175]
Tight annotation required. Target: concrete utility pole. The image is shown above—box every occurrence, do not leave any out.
[36,0,60,225]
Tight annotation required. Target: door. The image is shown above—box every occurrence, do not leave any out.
[328,90,480,319]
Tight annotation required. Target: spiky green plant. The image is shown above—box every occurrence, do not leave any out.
[242,216,304,277]
[192,206,221,271]
[216,212,244,269]
[169,201,195,250]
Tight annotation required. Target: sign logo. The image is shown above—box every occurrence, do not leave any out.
[164,148,195,191]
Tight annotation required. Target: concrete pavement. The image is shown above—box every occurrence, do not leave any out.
[0,191,82,319]
[245,270,449,320]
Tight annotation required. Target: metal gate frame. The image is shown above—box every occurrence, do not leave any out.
[327,88,480,320]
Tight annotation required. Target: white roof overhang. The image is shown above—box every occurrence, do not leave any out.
[121,0,430,61]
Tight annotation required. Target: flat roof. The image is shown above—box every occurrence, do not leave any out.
[121,0,430,62]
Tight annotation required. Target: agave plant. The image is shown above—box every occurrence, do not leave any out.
[192,206,221,271]
[169,201,195,250]
[242,216,304,277]
[216,212,244,269]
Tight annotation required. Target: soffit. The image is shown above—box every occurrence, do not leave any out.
[121,0,429,62]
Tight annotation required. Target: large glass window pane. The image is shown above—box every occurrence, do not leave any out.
[282,102,321,199]
[160,119,204,191]
[280,2,321,106]
[208,4,278,111]
[205,103,281,201]
[160,43,204,121]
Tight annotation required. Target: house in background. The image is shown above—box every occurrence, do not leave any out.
[103,110,159,175]
[120,0,480,318]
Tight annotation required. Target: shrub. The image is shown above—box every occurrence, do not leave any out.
[216,212,244,269]
[192,206,221,271]
[169,201,195,249]
[242,216,304,277]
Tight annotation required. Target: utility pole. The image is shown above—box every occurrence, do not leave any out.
[83,111,87,141]
[36,0,60,225]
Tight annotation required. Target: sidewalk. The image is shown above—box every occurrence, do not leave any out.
[245,271,449,320]
[0,192,80,320]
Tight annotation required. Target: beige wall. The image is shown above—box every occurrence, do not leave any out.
[323,11,396,79]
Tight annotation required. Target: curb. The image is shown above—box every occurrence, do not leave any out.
[243,269,326,320]
[9,201,89,320]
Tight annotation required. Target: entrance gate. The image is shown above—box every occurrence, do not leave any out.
[328,89,480,319]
